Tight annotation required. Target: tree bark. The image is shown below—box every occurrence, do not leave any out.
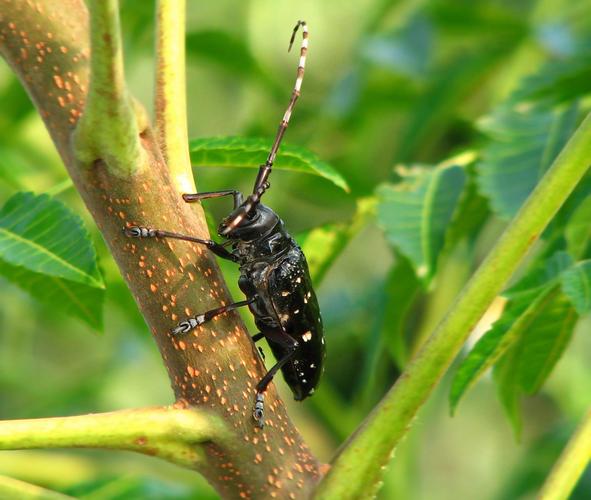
[0,1,321,497]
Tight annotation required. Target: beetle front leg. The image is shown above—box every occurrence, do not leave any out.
[124,226,238,262]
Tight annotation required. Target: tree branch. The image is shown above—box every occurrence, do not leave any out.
[0,1,322,497]
[314,112,591,499]
[155,0,194,193]
[73,0,147,176]
[538,409,591,500]
[0,407,229,469]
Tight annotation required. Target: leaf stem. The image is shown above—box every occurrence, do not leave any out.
[314,112,591,499]
[73,0,146,176]
[155,0,195,193]
[538,409,591,500]
[0,407,229,469]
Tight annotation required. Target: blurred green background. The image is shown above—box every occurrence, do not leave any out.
[0,0,590,498]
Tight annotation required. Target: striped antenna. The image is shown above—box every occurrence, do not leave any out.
[220,21,309,235]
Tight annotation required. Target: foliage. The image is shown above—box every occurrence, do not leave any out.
[1,0,590,499]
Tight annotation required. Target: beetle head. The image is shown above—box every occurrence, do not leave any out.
[218,203,280,241]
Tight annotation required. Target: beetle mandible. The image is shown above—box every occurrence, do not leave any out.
[125,21,325,427]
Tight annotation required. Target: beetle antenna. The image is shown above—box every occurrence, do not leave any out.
[220,21,308,235]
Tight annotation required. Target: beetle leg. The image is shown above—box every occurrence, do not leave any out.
[252,330,299,427]
[124,226,239,262]
[182,190,244,209]
[172,297,256,335]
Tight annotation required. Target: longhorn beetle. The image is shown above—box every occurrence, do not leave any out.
[125,21,325,428]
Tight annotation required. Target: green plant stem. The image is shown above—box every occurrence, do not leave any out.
[0,407,229,469]
[73,0,146,176]
[0,475,73,500]
[538,409,591,500]
[314,112,591,499]
[155,0,195,193]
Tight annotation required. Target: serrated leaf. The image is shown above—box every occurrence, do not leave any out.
[516,293,577,394]
[189,136,349,192]
[376,164,466,280]
[565,197,591,259]
[0,193,103,288]
[0,258,104,330]
[505,251,573,301]
[512,53,591,105]
[443,160,489,250]
[450,286,554,414]
[477,102,579,218]
[493,288,577,436]
[561,261,591,314]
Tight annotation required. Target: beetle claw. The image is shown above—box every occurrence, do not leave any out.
[171,321,191,335]
[171,314,206,335]
[124,226,155,238]
[253,392,265,428]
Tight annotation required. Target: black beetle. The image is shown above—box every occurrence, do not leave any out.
[125,21,325,427]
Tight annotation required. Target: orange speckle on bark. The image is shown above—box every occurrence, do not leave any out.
[178,340,186,350]
[150,284,157,293]
[59,45,67,53]
[52,74,63,89]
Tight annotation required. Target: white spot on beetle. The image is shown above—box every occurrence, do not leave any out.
[308,388,315,395]
[310,363,316,368]
[281,291,290,297]
[302,379,307,383]
[296,277,301,283]
[302,331,312,342]
[294,309,300,314]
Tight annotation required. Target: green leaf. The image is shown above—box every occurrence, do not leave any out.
[505,251,573,301]
[0,193,103,288]
[297,198,375,285]
[450,250,578,415]
[450,286,554,414]
[377,163,466,280]
[393,48,519,163]
[443,158,489,250]
[381,255,420,368]
[189,136,349,192]
[515,292,578,394]
[512,53,591,106]
[565,196,591,259]
[493,289,577,436]
[0,258,104,330]
[298,223,350,285]
[561,261,591,314]
[477,102,579,219]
